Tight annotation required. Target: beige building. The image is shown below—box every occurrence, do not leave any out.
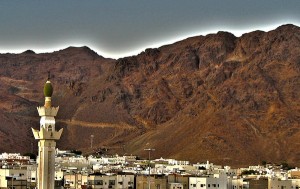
[289,171,300,179]
[136,175,167,189]
[0,168,28,189]
[167,174,189,189]
[64,174,88,189]
[87,173,134,189]
[268,177,292,189]
[248,178,268,189]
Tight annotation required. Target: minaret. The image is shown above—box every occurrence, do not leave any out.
[32,77,63,189]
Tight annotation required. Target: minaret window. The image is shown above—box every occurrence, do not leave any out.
[48,125,52,131]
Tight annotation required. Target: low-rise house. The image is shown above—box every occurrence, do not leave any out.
[189,172,227,189]
[27,164,37,189]
[248,177,268,189]
[290,179,300,189]
[87,173,134,189]
[136,174,167,189]
[168,174,189,189]
[64,173,88,189]
[289,170,300,179]
[153,158,189,166]
[268,177,292,189]
[228,176,247,189]
[0,168,28,189]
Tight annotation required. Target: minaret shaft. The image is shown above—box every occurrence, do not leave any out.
[38,140,56,189]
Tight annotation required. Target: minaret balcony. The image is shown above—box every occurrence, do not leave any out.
[32,127,63,140]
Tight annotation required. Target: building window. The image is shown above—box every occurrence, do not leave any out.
[201,184,204,187]
[109,180,115,185]
[95,180,103,185]
[208,184,210,187]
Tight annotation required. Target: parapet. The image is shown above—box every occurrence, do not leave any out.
[37,106,59,117]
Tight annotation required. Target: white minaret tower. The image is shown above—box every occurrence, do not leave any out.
[32,77,63,189]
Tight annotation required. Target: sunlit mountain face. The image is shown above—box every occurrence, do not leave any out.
[0,24,299,167]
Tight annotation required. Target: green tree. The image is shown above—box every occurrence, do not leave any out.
[71,150,82,155]
[23,153,37,160]
[241,170,259,175]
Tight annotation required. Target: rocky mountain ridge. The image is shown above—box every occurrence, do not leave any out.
[0,24,299,167]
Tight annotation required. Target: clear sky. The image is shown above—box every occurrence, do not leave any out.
[0,0,300,58]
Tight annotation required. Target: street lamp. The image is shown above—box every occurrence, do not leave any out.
[144,148,155,189]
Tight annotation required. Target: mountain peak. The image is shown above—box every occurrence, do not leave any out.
[276,23,298,29]
[22,49,36,54]
[54,46,104,59]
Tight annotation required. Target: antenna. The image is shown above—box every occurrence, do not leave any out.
[47,71,51,80]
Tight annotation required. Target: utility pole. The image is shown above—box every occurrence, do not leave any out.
[31,142,33,154]
[144,148,155,189]
[90,135,94,149]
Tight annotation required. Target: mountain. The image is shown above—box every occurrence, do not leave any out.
[0,24,299,167]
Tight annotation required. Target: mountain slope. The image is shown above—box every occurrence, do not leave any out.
[0,25,299,167]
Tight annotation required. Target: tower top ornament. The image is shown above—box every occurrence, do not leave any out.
[44,71,53,98]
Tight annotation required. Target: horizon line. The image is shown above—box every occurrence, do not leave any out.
[0,22,298,59]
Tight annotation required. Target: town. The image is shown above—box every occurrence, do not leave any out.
[0,150,299,189]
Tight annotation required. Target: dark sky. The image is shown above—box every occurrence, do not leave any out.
[0,0,300,58]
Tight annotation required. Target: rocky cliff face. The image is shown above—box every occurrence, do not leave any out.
[0,24,299,167]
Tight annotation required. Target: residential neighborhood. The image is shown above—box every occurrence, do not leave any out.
[0,151,299,189]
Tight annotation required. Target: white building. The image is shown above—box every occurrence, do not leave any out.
[0,153,30,161]
[189,172,227,189]
[290,179,300,189]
